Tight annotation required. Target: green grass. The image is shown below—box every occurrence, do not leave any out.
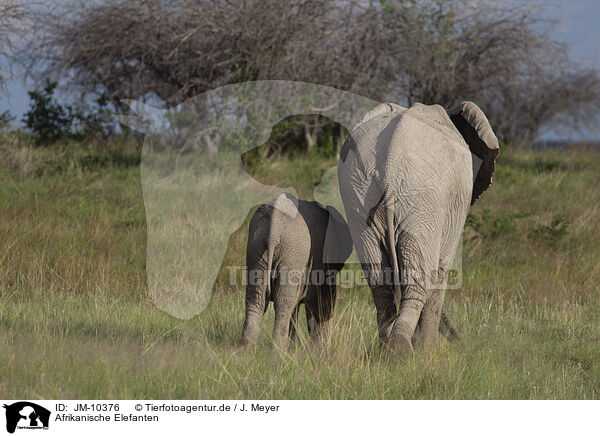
[1,136,600,399]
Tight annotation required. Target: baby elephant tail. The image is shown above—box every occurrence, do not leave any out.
[265,232,274,305]
[265,202,284,305]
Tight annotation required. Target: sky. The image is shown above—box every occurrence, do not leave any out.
[1,0,599,139]
[549,0,600,66]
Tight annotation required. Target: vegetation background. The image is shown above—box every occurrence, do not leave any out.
[0,0,599,398]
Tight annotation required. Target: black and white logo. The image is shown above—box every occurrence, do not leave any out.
[3,402,50,434]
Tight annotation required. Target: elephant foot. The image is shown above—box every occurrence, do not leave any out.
[238,335,257,350]
[309,327,331,351]
[310,335,332,354]
[272,333,290,356]
[240,312,262,348]
[387,332,413,359]
[386,316,418,359]
[239,328,258,346]
[412,319,440,350]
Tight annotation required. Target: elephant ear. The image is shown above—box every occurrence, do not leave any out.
[322,206,353,266]
[447,101,499,204]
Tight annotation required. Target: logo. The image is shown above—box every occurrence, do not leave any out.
[3,402,50,434]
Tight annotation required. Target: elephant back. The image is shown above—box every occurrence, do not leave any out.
[339,102,473,236]
[353,102,406,131]
[378,103,473,209]
[402,103,466,148]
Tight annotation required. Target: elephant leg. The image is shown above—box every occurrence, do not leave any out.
[306,304,316,338]
[413,288,446,348]
[306,301,327,347]
[240,305,263,346]
[371,283,397,345]
[272,282,301,353]
[307,283,337,347]
[439,305,461,341]
[272,307,294,352]
[361,249,412,354]
[240,261,269,346]
[388,234,437,358]
[389,295,423,358]
[288,305,300,344]
[436,208,468,342]
[420,304,460,341]
[355,232,396,345]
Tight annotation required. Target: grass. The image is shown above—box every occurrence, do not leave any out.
[1,135,600,399]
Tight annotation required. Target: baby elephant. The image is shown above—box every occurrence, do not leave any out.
[240,193,353,351]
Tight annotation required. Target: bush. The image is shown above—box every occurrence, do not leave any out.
[22,80,112,145]
[22,81,72,143]
[0,110,14,131]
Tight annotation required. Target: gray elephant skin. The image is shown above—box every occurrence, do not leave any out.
[240,193,353,351]
[338,101,499,357]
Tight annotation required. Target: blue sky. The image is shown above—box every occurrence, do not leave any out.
[548,0,600,66]
[1,0,599,139]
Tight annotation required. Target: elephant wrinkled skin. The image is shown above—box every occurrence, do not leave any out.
[240,193,353,351]
[338,101,499,357]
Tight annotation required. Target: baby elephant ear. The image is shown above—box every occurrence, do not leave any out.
[447,101,500,204]
[323,206,353,265]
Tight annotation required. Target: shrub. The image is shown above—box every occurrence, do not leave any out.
[22,81,72,144]
[22,81,112,145]
[0,110,14,131]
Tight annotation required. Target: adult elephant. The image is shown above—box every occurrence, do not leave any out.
[338,101,499,357]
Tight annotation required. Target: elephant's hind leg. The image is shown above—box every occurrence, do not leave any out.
[272,307,295,353]
[240,252,270,347]
[272,283,301,353]
[288,305,300,345]
[413,288,446,349]
[439,305,461,341]
[240,294,267,346]
[240,294,268,347]
[306,284,337,348]
[371,283,397,345]
[389,297,423,358]
[388,233,437,358]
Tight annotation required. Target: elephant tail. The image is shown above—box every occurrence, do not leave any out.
[265,207,279,304]
[266,238,274,302]
[386,202,400,304]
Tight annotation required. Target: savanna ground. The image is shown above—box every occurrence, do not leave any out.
[1,134,600,399]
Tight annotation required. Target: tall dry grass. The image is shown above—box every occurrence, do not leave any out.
[1,136,600,398]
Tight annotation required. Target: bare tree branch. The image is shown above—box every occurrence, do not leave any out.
[24,0,600,145]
